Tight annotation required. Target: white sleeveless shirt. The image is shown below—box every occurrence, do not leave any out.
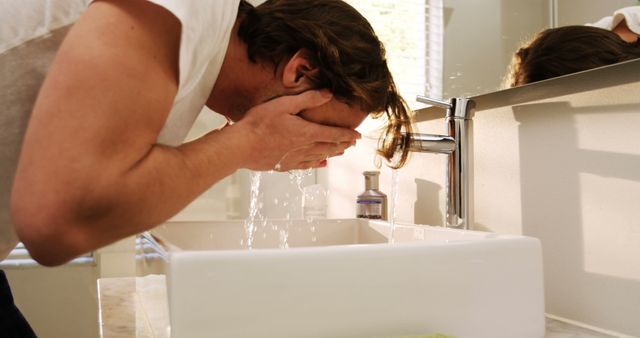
[147,0,240,146]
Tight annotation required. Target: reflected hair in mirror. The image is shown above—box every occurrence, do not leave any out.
[506,25,640,87]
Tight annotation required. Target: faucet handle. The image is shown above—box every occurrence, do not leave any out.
[417,96,476,120]
[416,95,452,109]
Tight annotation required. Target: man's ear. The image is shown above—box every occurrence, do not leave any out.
[281,49,320,92]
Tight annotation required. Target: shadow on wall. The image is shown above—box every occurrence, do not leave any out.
[414,178,443,226]
[514,101,640,335]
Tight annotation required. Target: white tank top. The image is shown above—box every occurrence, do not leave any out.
[146,0,240,146]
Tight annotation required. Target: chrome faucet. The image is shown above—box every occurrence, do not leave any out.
[407,95,476,230]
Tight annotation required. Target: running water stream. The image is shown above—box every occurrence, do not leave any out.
[388,169,400,244]
[244,168,391,248]
[281,169,313,248]
[289,169,313,192]
[244,171,263,249]
[244,169,314,249]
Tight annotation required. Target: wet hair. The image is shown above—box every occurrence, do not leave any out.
[237,0,413,168]
[506,25,640,87]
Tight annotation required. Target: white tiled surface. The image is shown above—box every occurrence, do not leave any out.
[97,276,622,338]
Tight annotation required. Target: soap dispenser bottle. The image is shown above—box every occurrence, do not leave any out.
[356,171,387,220]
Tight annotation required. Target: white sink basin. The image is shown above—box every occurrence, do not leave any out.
[145,219,544,338]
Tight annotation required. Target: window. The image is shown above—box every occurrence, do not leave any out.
[346,0,444,104]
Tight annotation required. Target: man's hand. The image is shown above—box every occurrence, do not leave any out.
[231,90,361,171]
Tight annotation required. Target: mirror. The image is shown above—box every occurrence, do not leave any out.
[440,0,639,96]
[338,0,640,108]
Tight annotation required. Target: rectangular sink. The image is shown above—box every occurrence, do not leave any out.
[144,219,545,338]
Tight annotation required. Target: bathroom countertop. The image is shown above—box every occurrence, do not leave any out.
[97,276,618,338]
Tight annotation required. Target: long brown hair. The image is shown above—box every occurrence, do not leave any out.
[238,0,413,168]
[506,25,640,87]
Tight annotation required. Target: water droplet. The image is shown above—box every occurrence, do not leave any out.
[373,154,383,169]
[279,229,289,249]
[288,169,313,192]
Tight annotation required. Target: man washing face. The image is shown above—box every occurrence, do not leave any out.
[10,0,413,267]
[1,1,416,334]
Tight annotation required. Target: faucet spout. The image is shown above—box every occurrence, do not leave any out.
[405,133,456,154]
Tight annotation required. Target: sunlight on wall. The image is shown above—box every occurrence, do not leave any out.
[580,174,640,281]
[572,92,640,282]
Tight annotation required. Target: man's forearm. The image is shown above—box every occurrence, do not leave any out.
[114,125,250,232]
[12,124,251,266]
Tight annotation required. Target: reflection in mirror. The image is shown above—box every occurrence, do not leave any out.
[441,0,639,97]
[506,7,640,88]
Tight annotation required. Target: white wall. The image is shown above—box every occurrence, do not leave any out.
[473,81,640,336]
